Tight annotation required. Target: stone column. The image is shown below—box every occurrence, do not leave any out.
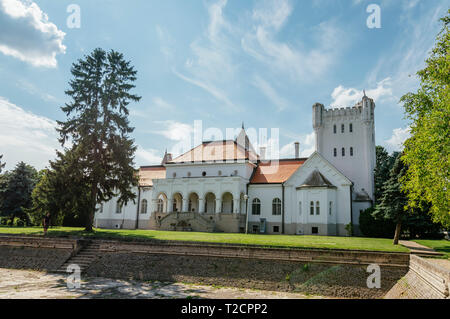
[198,198,205,213]
[182,198,188,212]
[167,198,173,213]
[215,199,222,214]
[233,199,240,214]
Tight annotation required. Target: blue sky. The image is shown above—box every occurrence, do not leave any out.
[0,0,448,171]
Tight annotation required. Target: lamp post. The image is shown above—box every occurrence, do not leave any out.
[244,194,249,234]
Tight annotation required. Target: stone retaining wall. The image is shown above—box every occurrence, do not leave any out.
[0,235,79,271]
[385,255,450,299]
[94,239,410,267]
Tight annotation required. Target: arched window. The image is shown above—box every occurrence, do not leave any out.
[342,147,345,157]
[333,125,336,134]
[99,204,103,213]
[299,201,302,215]
[272,198,281,215]
[218,170,222,176]
[141,199,148,214]
[172,172,176,178]
[341,124,345,133]
[187,172,191,177]
[349,123,353,133]
[329,201,332,215]
[350,147,354,156]
[310,201,314,215]
[333,148,337,157]
[252,198,261,215]
[115,201,122,214]
[157,199,164,213]
[316,201,320,215]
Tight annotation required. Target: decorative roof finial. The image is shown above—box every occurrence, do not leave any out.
[242,122,245,130]
[363,89,366,97]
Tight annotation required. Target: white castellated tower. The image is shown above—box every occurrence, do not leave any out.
[313,93,376,228]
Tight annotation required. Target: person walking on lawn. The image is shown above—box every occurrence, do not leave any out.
[43,213,50,236]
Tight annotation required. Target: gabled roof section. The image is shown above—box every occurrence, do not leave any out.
[169,140,259,163]
[300,152,353,185]
[297,169,336,189]
[250,159,306,184]
[139,166,166,186]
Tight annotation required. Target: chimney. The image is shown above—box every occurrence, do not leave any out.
[294,142,300,159]
[259,146,266,161]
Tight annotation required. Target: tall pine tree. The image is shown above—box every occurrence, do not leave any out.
[57,48,141,231]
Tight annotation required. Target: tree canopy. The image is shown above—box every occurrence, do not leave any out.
[0,162,38,224]
[400,10,450,227]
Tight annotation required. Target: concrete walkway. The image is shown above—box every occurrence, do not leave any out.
[399,240,442,257]
[0,268,325,299]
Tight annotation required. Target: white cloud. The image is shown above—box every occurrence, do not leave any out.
[172,67,236,110]
[0,96,59,170]
[153,120,194,142]
[385,127,411,152]
[280,132,315,158]
[0,0,66,67]
[242,0,345,81]
[252,75,288,111]
[330,77,394,108]
[135,147,162,166]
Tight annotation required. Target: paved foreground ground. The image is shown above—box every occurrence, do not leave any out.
[0,268,324,299]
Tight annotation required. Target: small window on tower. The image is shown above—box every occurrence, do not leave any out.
[342,148,345,157]
[333,125,336,134]
[333,148,337,157]
[310,201,314,215]
[341,124,345,133]
[350,147,354,156]
[350,123,353,133]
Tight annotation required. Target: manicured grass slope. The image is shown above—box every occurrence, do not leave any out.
[414,239,450,259]
[0,226,409,252]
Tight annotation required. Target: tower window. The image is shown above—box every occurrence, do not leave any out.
[310,201,314,215]
[342,148,345,157]
[329,201,332,215]
[316,201,320,215]
[349,123,353,133]
[350,147,354,156]
[341,124,345,133]
[333,125,336,134]
[333,148,337,157]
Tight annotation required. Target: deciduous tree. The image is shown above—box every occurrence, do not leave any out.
[400,10,450,227]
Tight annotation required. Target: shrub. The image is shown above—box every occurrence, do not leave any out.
[359,207,396,238]
[345,223,354,236]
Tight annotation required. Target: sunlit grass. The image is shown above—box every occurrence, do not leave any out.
[0,226,409,252]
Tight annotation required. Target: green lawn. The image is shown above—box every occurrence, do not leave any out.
[0,226,409,253]
[414,239,450,259]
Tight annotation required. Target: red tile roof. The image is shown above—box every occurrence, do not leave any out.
[250,159,306,184]
[170,140,258,163]
[139,166,166,186]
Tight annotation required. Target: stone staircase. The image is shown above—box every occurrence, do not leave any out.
[56,241,100,274]
[157,212,215,232]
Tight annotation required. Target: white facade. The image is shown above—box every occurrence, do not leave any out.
[96,95,376,236]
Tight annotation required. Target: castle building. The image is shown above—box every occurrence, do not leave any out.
[95,95,376,236]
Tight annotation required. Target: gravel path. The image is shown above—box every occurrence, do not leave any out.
[0,268,325,299]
